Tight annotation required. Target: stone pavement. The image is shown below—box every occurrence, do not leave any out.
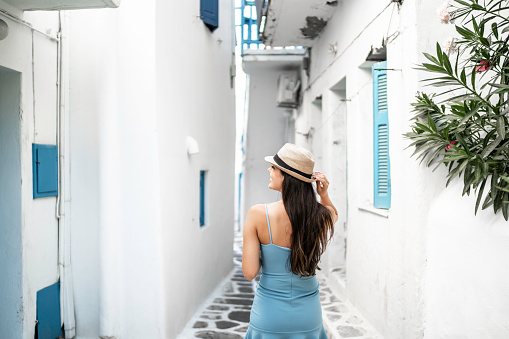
[177,233,383,339]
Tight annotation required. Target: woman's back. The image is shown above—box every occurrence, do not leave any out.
[245,204,326,338]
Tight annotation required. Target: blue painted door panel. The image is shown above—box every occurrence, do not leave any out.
[36,282,61,339]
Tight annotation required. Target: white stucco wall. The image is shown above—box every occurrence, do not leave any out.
[0,5,61,338]
[67,1,235,338]
[241,52,304,225]
[285,0,509,337]
[0,66,23,339]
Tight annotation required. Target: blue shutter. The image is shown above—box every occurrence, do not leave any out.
[373,61,391,209]
[200,170,205,227]
[33,144,58,198]
[201,0,219,32]
[36,282,61,339]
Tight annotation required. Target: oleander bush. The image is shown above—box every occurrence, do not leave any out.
[405,0,509,219]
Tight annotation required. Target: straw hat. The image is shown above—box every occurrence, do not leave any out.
[265,143,316,183]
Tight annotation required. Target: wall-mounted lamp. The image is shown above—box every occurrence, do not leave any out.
[187,136,199,156]
[0,19,9,41]
[366,45,386,62]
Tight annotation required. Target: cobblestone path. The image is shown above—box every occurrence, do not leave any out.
[177,233,382,339]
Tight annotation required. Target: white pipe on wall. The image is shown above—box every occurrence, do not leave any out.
[56,11,76,338]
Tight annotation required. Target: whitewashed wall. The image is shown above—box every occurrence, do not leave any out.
[0,4,60,338]
[67,0,235,338]
[241,51,303,225]
[290,0,509,338]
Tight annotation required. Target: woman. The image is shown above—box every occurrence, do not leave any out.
[242,143,338,338]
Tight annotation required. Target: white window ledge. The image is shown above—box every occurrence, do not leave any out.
[358,204,389,218]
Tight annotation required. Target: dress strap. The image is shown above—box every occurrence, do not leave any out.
[264,204,273,244]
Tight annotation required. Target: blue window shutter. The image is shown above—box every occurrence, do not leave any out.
[33,144,58,198]
[200,170,205,226]
[36,282,61,339]
[201,0,219,32]
[373,61,391,209]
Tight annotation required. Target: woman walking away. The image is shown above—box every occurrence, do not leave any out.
[242,143,338,339]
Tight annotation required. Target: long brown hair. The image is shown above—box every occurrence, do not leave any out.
[281,171,334,276]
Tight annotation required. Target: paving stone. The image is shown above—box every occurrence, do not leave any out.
[223,282,234,293]
[201,314,222,320]
[207,305,230,311]
[193,321,208,329]
[326,313,342,322]
[223,293,254,298]
[195,331,244,339]
[346,315,362,325]
[237,286,253,293]
[213,298,253,306]
[325,305,341,313]
[336,325,365,338]
[228,311,250,323]
[215,320,239,329]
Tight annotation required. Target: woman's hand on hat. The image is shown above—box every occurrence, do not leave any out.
[314,171,329,196]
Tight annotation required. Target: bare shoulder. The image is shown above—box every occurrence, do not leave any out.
[246,204,266,222]
[245,204,266,228]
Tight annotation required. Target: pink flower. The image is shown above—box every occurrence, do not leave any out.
[438,1,453,23]
[445,141,456,150]
[444,38,458,54]
[475,60,492,72]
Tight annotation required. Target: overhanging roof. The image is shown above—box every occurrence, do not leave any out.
[259,0,338,47]
[3,0,120,10]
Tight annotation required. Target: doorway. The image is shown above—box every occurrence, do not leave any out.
[0,65,23,339]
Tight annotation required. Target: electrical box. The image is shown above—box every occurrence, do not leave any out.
[32,144,58,199]
[276,73,300,108]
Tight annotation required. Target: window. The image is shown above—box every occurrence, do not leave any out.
[32,144,58,198]
[200,170,207,227]
[201,0,219,32]
[372,61,391,209]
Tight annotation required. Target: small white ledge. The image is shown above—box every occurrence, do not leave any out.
[358,204,389,218]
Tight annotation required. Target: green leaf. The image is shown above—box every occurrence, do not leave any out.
[422,52,439,65]
[481,136,503,158]
[460,69,467,84]
[492,22,499,39]
[436,42,443,63]
[496,116,506,139]
[421,63,447,73]
[500,175,509,185]
[475,178,487,214]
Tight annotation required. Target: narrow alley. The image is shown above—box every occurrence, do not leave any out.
[2,0,509,338]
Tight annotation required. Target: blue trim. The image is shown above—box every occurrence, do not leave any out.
[201,0,219,32]
[372,61,391,209]
[32,144,58,199]
[236,0,263,54]
[200,170,206,227]
[36,282,61,339]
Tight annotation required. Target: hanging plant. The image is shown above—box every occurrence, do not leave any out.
[405,0,509,219]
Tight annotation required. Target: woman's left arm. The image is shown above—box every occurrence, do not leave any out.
[242,205,262,281]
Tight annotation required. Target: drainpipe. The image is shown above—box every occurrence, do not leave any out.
[56,11,76,338]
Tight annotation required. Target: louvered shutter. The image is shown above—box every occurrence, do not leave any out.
[201,0,219,32]
[373,61,391,209]
[200,170,206,226]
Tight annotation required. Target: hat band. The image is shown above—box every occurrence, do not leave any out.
[274,154,313,179]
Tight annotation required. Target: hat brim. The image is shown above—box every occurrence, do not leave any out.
[265,156,316,183]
